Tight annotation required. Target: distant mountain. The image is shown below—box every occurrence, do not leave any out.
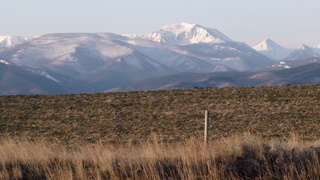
[253,39,292,60]
[0,36,34,48]
[0,23,274,93]
[112,63,320,92]
[285,44,319,61]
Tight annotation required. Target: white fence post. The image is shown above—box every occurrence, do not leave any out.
[204,110,209,144]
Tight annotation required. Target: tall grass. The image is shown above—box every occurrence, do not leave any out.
[1,134,320,179]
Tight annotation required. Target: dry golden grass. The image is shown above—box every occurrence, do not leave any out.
[0,134,320,179]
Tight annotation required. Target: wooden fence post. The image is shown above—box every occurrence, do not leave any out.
[204,110,209,144]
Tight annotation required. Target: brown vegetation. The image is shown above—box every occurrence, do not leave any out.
[0,84,319,145]
[0,134,320,179]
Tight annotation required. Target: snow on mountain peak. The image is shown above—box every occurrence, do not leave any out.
[298,44,311,50]
[160,22,197,33]
[138,22,232,45]
[253,39,283,51]
[253,39,292,61]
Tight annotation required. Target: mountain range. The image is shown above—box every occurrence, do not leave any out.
[253,40,320,61]
[0,22,319,95]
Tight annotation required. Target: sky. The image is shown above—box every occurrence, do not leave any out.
[1,0,320,48]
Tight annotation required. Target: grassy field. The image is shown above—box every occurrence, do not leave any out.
[0,84,319,145]
[0,134,320,179]
[0,84,319,179]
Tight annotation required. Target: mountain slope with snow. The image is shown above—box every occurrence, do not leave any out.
[285,44,319,61]
[0,62,65,95]
[253,39,292,60]
[261,57,320,71]
[0,36,34,48]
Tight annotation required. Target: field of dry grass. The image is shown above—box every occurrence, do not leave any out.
[0,84,319,179]
[0,134,320,179]
[0,84,319,145]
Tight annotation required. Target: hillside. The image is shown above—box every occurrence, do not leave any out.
[0,62,66,95]
[115,63,320,91]
[0,84,319,145]
[0,62,94,95]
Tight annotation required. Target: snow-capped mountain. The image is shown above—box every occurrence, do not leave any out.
[0,23,275,93]
[253,39,292,61]
[129,22,232,45]
[127,23,273,71]
[285,44,319,61]
[0,36,34,48]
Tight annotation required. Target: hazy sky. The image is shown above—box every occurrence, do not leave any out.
[1,0,319,48]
